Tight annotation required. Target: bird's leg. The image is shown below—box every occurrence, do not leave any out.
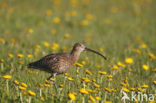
[53,73,57,91]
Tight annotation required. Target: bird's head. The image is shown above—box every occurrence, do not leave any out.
[72,42,107,60]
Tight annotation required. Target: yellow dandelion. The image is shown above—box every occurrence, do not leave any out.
[80,88,89,94]
[137,88,144,92]
[27,28,33,34]
[50,78,55,81]
[28,90,36,96]
[0,38,5,43]
[67,77,74,81]
[21,83,27,88]
[104,87,112,93]
[122,88,129,93]
[2,75,12,79]
[45,80,50,84]
[18,61,24,65]
[148,53,156,59]
[40,97,45,101]
[85,69,92,75]
[153,80,156,85]
[81,19,89,26]
[68,93,76,100]
[142,64,149,71]
[117,61,126,68]
[98,71,107,75]
[65,73,68,76]
[8,53,13,58]
[99,48,104,52]
[89,95,95,103]
[43,41,50,47]
[142,84,149,88]
[74,62,83,67]
[17,54,24,58]
[125,58,133,64]
[0,59,4,63]
[95,96,101,100]
[64,33,70,39]
[94,83,100,88]
[44,84,50,87]
[45,9,52,16]
[96,65,102,69]
[71,11,77,17]
[141,43,147,49]
[14,80,19,85]
[59,84,64,88]
[81,61,86,65]
[104,101,112,103]
[23,92,27,95]
[27,54,33,58]
[130,88,136,91]
[52,43,59,51]
[18,86,26,91]
[53,17,61,24]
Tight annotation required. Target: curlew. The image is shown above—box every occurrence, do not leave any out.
[28,43,107,88]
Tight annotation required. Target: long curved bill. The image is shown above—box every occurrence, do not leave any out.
[85,47,107,60]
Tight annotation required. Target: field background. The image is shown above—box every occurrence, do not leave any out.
[0,0,156,102]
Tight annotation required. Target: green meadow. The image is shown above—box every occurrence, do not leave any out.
[0,0,156,102]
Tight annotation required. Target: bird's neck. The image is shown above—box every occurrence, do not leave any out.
[70,50,81,64]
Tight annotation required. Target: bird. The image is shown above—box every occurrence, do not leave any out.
[28,42,107,88]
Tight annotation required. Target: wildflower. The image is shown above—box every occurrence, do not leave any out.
[117,61,126,68]
[52,43,59,51]
[50,78,55,81]
[27,70,33,74]
[121,82,127,87]
[43,41,50,47]
[81,61,86,65]
[45,80,50,84]
[89,95,95,103]
[27,54,33,58]
[141,43,147,49]
[17,54,24,58]
[45,9,52,16]
[122,88,129,93]
[104,101,112,103]
[104,88,112,93]
[64,33,70,38]
[28,90,36,96]
[137,88,144,92]
[0,38,5,43]
[96,65,101,69]
[40,84,44,87]
[142,84,149,88]
[8,53,13,58]
[44,84,50,87]
[80,88,88,94]
[142,64,149,71]
[71,11,77,17]
[68,93,76,100]
[23,92,27,95]
[99,48,104,52]
[85,69,92,75]
[74,62,83,67]
[27,28,33,34]
[0,59,4,63]
[107,75,113,80]
[14,80,19,85]
[21,83,27,88]
[111,65,119,70]
[18,86,26,91]
[2,75,12,79]
[98,71,107,75]
[65,73,68,76]
[53,17,61,24]
[130,88,136,91]
[87,89,93,93]
[132,49,141,55]
[67,77,74,81]
[34,71,38,74]
[81,19,89,26]
[94,83,100,88]
[95,96,101,100]
[59,84,64,88]
[40,97,45,101]
[125,58,133,64]
[18,61,24,65]
[153,80,156,85]
[148,53,156,59]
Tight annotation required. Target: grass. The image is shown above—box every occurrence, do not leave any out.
[0,0,156,102]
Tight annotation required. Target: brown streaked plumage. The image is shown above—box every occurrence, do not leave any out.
[28,43,107,87]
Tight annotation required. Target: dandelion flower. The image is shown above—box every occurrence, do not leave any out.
[27,28,33,34]
[81,19,89,26]
[52,43,59,51]
[80,88,88,94]
[14,80,19,85]
[21,83,27,88]
[141,43,147,48]
[50,78,55,81]
[122,88,129,93]
[153,80,156,85]
[142,64,149,71]
[40,97,45,101]
[64,33,70,39]
[8,53,13,58]
[28,90,36,96]
[68,93,76,100]
[27,54,33,58]
[125,58,133,64]
[59,84,64,88]
[142,84,149,88]
[85,69,92,75]
[94,83,100,88]
[95,96,101,100]
[2,75,12,79]
[43,41,50,47]
[17,54,24,58]
[74,62,83,67]
[18,86,26,91]
[67,77,74,81]
[89,95,95,102]
[148,53,156,59]
[53,17,61,24]
[130,88,136,91]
